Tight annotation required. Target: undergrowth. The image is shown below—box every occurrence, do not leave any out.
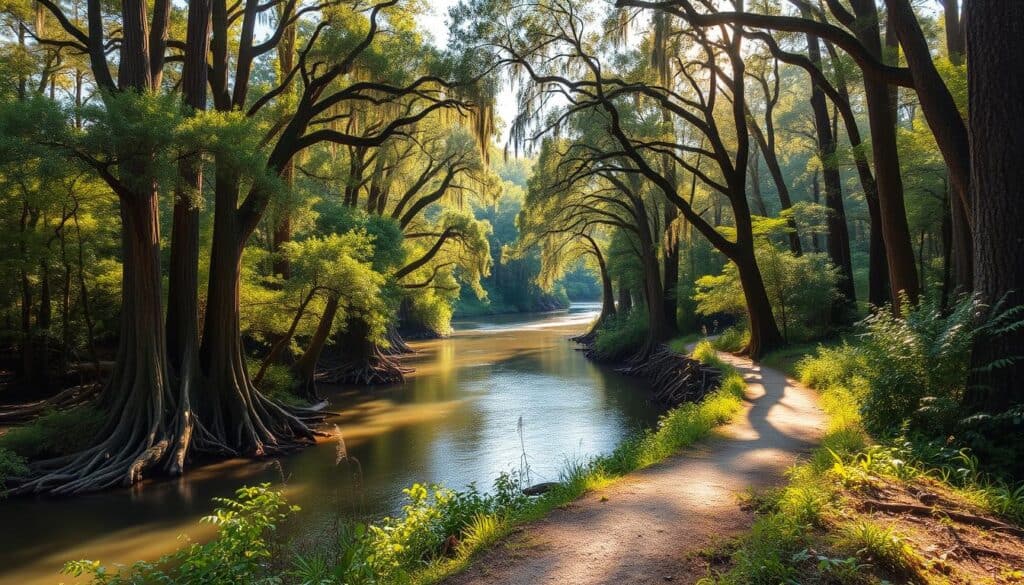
[0,404,106,460]
[0,447,27,496]
[591,310,649,360]
[67,341,746,585]
[703,306,1024,585]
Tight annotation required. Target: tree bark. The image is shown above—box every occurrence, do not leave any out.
[850,0,920,308]
[804,22,856,319]
[167,0,210,386]
[964,4,1024,413]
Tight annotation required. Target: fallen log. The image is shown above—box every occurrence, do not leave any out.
[0,383,102,424]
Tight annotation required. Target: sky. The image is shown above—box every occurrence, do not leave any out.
[417,0,520,149]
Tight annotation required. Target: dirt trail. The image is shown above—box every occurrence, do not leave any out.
[445,352,826,585]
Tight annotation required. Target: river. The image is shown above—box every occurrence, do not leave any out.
[0,303,662,585]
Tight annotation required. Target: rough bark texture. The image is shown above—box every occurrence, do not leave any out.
[850,0,919,307]
[965,4,1024,413]
[804,23,856,319]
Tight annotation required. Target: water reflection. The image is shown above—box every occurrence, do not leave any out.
[0,303,661,585]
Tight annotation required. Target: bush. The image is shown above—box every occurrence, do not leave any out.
[247,358,304,407]
[592,309,648,360]
[0,405,106,460]
[65,484,296,584]
[854,296,986,437]
[694,241,840,342]
[0,448,27,496]
[712,327,749,353]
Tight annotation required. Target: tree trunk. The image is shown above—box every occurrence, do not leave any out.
[662,206,680,335]
[964,4,1024,413]
[167,0,209,390]
[617,280,633,313]
[199,167,315,455]
[293,295,339,401]
[851,0,920,308]
[734,244,784,360]
[19,187,187,494]
[804,27,856,320]
[271,19,297,280]
[638,225,670,359]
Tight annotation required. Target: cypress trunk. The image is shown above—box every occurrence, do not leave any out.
[964,4,1024,413]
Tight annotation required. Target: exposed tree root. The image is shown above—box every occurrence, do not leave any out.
[0,382,101,423]
[570,330,597,346]
[859,499,1024,538]
[11,358,323,496]
[617,346,721,407]
[573,334,721,407]
[383,326,416,356]
[316,342,412,386]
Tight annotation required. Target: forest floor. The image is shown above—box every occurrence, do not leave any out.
[443,351,826,585]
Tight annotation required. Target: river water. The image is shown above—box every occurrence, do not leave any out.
[0,303,661,585]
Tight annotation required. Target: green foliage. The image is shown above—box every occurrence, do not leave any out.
[853,296,994,437]
[0,405,105,460]
[64,484,296,585]
[74,343,745,584]
[0,448,27,496]
[695,240,839,342]
[592,309,649,360]
[833,521,919,578]
[247,358,302,407]
[712,327,749,353]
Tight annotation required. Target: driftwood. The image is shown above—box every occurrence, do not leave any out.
[0,383,102,423]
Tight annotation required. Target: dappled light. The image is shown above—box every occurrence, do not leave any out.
[0,0,1022,583]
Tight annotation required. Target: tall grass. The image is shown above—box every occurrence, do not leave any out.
[706,333,1024,585]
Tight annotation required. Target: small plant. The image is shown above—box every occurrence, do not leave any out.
[835,520,919,577]
[0,448,27,496]
[63,484,296,584]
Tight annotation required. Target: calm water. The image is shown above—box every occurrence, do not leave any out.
[0,304,661,585]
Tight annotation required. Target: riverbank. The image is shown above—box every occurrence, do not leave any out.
[0,306,663,585]
[707,344,1024,584]
[58,342,750,585]
[439,347,825,584]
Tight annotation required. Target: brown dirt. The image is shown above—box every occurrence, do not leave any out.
[443,352,826,585]
[839,474,1024,584]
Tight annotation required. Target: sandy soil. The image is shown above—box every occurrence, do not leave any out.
[444,352,826,585]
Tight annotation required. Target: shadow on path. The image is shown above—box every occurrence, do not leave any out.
[443,350,826,585]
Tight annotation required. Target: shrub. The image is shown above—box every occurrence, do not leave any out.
[64,484,296,584]
[712,327,749,353]
[592,309,648,360]
[248,358,304,407]
[0,405,106,460]
[0,448,27,496]
[694,240,840,343]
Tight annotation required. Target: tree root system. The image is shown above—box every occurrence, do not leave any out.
[316,344,412,386]
[617,346,722,407]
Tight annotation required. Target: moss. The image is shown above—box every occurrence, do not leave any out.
[0,405,106,460]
